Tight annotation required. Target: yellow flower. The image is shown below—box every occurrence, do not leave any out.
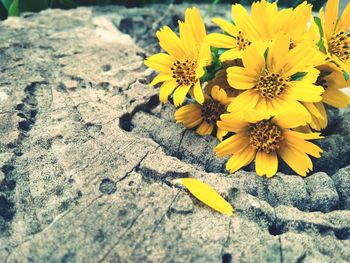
[205,60,242,97]
[144,7,211,107]
[319,0,350,74]
[206,3,255,61]
[174,86,231,141]
[206,1,314,61]
[227,33,325,118]
[303,64,350,130]
[215,111,323,177]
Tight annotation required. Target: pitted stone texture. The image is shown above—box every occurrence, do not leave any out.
[0,5,349,263]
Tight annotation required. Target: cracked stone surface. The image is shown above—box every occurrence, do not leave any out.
[0,4,350,263]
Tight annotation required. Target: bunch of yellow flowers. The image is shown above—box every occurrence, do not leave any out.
[145,0,350,179]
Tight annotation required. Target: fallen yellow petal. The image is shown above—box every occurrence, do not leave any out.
[174,178,234,216]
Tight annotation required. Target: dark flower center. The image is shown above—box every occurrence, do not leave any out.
[248,120,284,154]
[328,31,350,61]
[201,99,226,124]
[171,59,196,86]
[235,31,251,50]
[254,73,288,99]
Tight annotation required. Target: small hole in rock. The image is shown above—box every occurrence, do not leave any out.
[334,228,350,240]
[0,196,16,221]
[119,113,133,132]
[99,178,117,195]
[102,64,112,72]
[18,120,30,131]
[222,253,232,263]
[15,103,24,110]
[268,224,284,236]
[1,165,14,175]
[17,113,27,119]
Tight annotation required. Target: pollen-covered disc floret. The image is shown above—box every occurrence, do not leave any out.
[328,32,350,61]
[201,99,226,124]
[248,120,284,154]
[255,73,289,99]
[171,59,197,86]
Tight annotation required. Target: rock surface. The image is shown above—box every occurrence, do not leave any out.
[0,4,349,263]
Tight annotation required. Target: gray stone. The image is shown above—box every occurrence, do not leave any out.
[304,172,339,212]
[0,4,349,263]
[332,166,350,210]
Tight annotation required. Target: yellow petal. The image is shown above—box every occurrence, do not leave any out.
[150,72,173,86]
[284,133,323,158]
[173,85,191,107]
[277,143,313,176]
[196,121,214,135]
[227,67,257,89]
[216,127,228,142]
[255,151,278,177]
[267,33,290,73]
[185,7,206,47]
[338,2,350,32]
[324,0,339,39]
[206,33,236,49]
[215,133,250,157]
[226,145,256,173]
[193,81,204,104]
[323,88,350,108]
[211,85,228,104]
[156,26,185,58]
[159,80,178,103]
[288,82,324,102]
[212,18,238,36]
[272,111,310,128]
[179,21,196,58]
[174,104,202,129]
[242,43,265,76]
[284,130,323,140]
[174,178,234,216]
[144,53,174,73]
[219,48,243,61]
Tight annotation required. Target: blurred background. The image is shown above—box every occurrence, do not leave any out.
[0,0,329,20]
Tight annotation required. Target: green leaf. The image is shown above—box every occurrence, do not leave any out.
[8,0,18,16]
[314,16,324,38]
[316,38,327,54]
[344,70,350,81]
[264,48,269,61]
[20,0,49,12]
[290,72,308,81]
[0,0,12,10]
[59,0,78,8]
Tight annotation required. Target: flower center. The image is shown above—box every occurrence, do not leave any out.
[248,120,284,154]
[328,31,350,61]
[171,59,196,86]
[254,73,288,99]
[201,99,226,124]
[235,31,251,50]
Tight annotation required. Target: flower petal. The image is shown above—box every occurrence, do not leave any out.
[255,151,278,177]
[196,121,214,135]
[156,26,185,58]
[215,133,250,157]
[173,85,191,107]
[206,33,236,49]
[174,178,234,216]
[225,145,256,173]
[159,80,178,103]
